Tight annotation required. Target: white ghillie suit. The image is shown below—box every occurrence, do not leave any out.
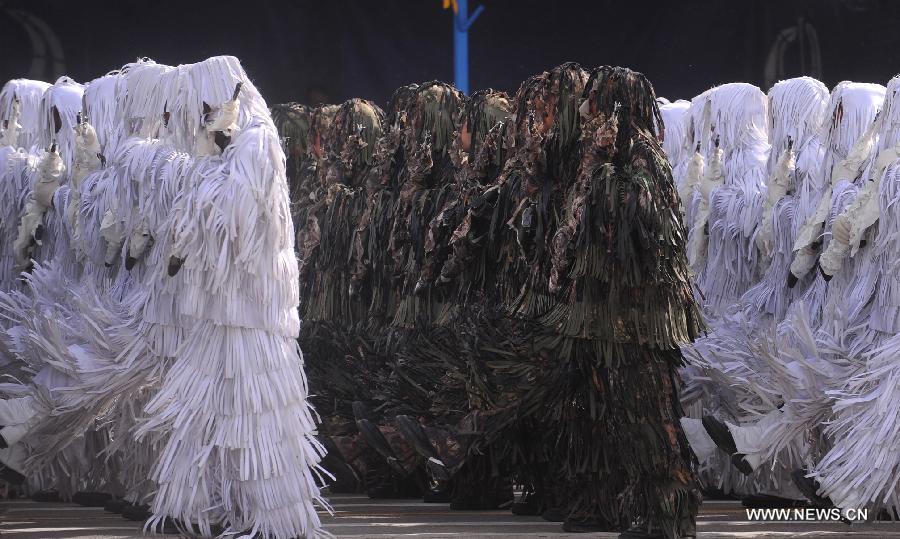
[685,82,886,503]
[68,72,120,268]
[4,61,192,506]
[683,89,714,249]
[698,83,771,312]
[0,65,183,498]
[789,82,885,324]
[658,99,694,218]
[12,77,84,274]
[679,78,829,498]
[741,82,885,488]
[0,79,51,291]
[795,74,900,515]
[0,77,87,494]
[138,56,328,538]
[0,79,52,152]
[743,77,830,322]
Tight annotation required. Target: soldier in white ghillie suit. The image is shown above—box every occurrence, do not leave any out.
[0,79,51,291]
[0,76,87,495]
[679,77,829,502]
[787,74,900,517]
[143,56,329,537]
[683,81,886,503]
[657,98,692,213]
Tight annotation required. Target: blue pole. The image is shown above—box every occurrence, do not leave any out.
[454,0,469,94]
[452,0,484,95]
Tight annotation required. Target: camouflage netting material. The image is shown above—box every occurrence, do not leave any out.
[350,84,420,324]
[295,99,386,422]
[386,81,464,329]
[281,66,702,535]
[431,63,590,512]
[270,102,312,202]
[465,66,701,536]
[294,104,338,260]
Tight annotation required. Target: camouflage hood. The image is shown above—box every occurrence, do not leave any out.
[508,62,588,182]
[454,89,511,183]
[400,81,465,188]
[271,102,312,195]
[323,98,385,189]
[580,66,663,157]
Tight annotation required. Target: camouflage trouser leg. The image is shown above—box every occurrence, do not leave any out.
[562,351,700,537]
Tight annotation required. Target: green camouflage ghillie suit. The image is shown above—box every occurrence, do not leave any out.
[417,89,511,302]
[375,83,470,430]
[438,63,589,517]
[270,102,312,202]
[295,104,339,286]
[350,84,419,329]
[348,82,465,417]
[391,89,518,509]
[387,81,464,329]
[294,100,395,492]
[344,83,471,499]
[498,67,702,536]
[332,85,440,497]
[301,99,384,417]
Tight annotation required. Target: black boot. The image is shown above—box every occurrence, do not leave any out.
[72,491,111,507]
[703,415,754,474]
[0,463,25,486]
[730,453,754,476]
[31,490,61,502]
[562,517,616,533]
[511,491,541,516]
[701,415,737,454]
[104,498,130,513]
[121,504,152,521]
[423,483,452,503]
[791,468,832,508]
[394,415,449,482]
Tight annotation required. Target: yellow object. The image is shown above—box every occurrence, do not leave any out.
[443,0,458,14]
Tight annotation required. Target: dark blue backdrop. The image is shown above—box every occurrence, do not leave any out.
[2,0,898,108]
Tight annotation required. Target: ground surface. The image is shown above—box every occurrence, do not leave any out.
[2,494,900,538]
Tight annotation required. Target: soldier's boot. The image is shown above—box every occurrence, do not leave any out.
[320,435,361,493]
[354,418,406,476]
[511,489,542,516]
[791,469,833,508]
[394,415,450,482]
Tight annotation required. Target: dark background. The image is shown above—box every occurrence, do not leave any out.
[1,0,898,108]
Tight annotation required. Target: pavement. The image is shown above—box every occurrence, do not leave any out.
[2,494,900,538]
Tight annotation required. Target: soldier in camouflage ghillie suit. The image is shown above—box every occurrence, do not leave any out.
[327,85,429,499]
[389,89,518,509]
[350,84,419,316]
[293,100,415,495]
[421,64,589,519]
[346,83,471,500]
[475,67,702,537]
[270,102,312,203]
[295,104,339,289]
[386,81,465,329]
